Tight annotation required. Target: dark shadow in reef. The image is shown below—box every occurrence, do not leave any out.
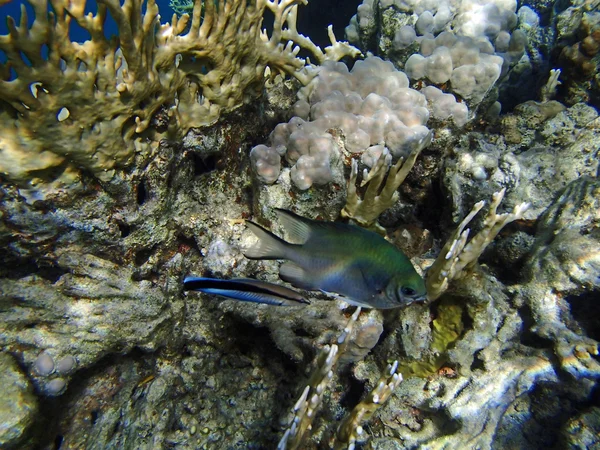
[31,348,157,450]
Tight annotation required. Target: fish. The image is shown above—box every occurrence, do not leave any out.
[183,277,309,306]
[244,209,427,309]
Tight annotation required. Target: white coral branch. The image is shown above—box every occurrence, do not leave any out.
[426,189,530,301]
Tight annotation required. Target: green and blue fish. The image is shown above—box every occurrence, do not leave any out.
[184,209,427,309]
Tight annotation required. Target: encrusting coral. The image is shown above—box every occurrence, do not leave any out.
[0,0,359,191]
[397,297,464,377]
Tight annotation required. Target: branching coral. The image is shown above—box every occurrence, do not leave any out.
[278,307,363,450]
[426,188,529,301]
[278,307,402,449]
[333,361,403,449]
[341,130,432,232]
[540,69,562,102]
[341,139,527,303]
[0,0,359,190]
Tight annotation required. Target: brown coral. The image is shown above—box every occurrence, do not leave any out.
[557,12,600,105]
[0,0,359,191]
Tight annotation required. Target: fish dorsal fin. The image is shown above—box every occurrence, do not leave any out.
[275,209,314,244]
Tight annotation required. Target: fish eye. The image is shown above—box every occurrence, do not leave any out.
[400,286,416,297]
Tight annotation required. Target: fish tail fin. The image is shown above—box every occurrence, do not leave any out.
[244,221,289,260]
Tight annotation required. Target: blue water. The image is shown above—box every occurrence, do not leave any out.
[0,0,178,39]
[0,0,178,69]
[0,0,361,63]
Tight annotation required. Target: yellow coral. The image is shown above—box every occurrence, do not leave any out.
[399,297,464,377]
[0,0,359,189]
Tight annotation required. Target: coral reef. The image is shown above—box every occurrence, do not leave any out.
[555,0,600,106]
[341,130,431,231]
[448,102,599,221]
[519,176,600,378]
[345,0,527,112]
[0,0,359,194]
[0,70,295,446]
[1,0,599,448]
[250,56,434,191]
[425,188,529,301]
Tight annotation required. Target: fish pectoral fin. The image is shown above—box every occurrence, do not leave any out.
[279,262,314,290]
[319,290,374,309]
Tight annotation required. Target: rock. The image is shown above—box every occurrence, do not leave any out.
[562,406,600,449]
[444,103,600,223]
[0,352,38,449]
